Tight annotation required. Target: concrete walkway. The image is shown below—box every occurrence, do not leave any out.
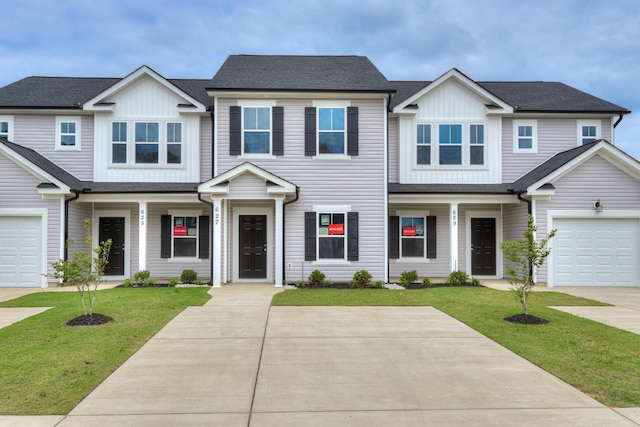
[1,284,639,426]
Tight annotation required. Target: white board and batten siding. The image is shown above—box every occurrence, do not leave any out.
[92,75,203,183]
[216,98,388,283]
[537,154,640,286]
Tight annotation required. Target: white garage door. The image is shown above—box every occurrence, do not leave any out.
[552,218,639,287]
[0,216,43,287]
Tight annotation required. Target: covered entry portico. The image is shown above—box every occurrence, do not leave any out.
[199,163,297,287]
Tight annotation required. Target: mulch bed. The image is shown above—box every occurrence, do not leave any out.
[289,282,482,289]
[503,314,549,325]
[66,313,114,326]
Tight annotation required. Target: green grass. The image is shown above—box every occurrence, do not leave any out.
[0,287,210,415]
[272,287,640,407]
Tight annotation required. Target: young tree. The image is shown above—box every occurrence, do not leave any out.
[51,219,112,317]
[500,215,556,316]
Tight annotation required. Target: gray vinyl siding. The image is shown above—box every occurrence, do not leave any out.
[388,115,399,183]
[535,154,640,283]
[389,204,450,279]
[13,114,94,181]
[502,118,611,182]
[199,115,214,181]
[216,98,387,283]
[67,202,92,259]
[501,202,528,278]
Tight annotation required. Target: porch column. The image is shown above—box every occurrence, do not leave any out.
[274,198,284,287]
[138,201,147,271]
[212,198,222,287]
[450,203,458,272]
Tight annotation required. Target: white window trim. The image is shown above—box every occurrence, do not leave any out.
[109,119,185,167]
[415,121,487,168]
[313,100,351,158]
[168,209,203,260]
[55,116,81,151]
[241,106,273,157]
[398,210,430,260]
[0,115,14,141]
[577,120,601,146]
[513,119,537,153]
[416,123,431,165]
[313,205,351,265]
[469,123,485,166]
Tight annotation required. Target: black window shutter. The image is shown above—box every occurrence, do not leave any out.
[199,216,210,259]
[427,216,437,259]
[272,106,284,156]
[304,211,316,261]
[229,106,241,156]
[389,216,399,259]
[347,106,359,156]
[304,107,316,156]
[347,212,359,261]
[161,215,172,259]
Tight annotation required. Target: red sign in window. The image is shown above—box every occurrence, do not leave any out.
[402,227,417,236]
[328,224,344,235]
[174,226,187,236]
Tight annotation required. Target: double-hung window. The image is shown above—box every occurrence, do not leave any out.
[55,116,81,150]
[401,216,425,258]
[469,124,484,165]
[577,120,600,145]
[112,121,183,165]
[318,212,346,259]
[167,123,182,163]
[172,215,198,257]
[417,124,431,165]
[243,107,271,154]
[0,116,13,140]
[135,122,159,163]
[318,107,346,154]
[112,122,127,163]
[161,213,210,260]
[439,124,462,165]
[513,120,537,153]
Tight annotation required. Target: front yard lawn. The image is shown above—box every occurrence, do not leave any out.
[272,287,640,408]
[0,287,210,415]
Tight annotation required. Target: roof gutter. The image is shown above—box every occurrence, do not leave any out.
[517,192,532,215]
[614,113,624,128]
[197,193,214,286]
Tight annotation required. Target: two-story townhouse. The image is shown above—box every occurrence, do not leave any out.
[388,69,637,287]
[0,56,638,289]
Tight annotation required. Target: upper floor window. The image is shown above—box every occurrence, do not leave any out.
[469,124,484,165]
[577,120,600,146]
[304,104,358,157]
[318,107,346,154]
[55,116,81,150]
[243,107,271,154]
[417,124,431,165]
[112,122,127,164]
[0,116,13,140]
[513,120,537,153]
[111,120,183,166]
[439,124,462,165]
[135,122,159,163]
[167,123,182,164]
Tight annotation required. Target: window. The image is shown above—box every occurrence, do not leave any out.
[469,124,484,165]
[417,124,431,165]
[305,210,358,262]
[135,122,159,163]
[161,214,209,260]
[243,107,270,154]
[401,216,425,257]
[0,116,12,140]
[439,124,462,164]
[513,120,537,153]
[577,120,600,145]
[167,123,182,163]
[112,122,127,164]
[318,213,345,259]
[173,216,198,257]
[55,116,81,150]
[318,107,346,154]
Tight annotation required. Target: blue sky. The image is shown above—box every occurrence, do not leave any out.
[2,0,640,158]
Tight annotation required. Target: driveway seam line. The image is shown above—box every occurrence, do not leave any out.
[247,303,271,426]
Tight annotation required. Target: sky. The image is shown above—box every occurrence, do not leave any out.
[1,0,640,158]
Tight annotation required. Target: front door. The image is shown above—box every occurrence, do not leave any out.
[239,215,267,279]
[471,218,496,276]
[99,217,125,276]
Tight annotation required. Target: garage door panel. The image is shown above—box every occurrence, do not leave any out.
[552,218,639,287]
[0,216,43,287]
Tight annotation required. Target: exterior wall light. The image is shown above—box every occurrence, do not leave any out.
[594,199,603,212]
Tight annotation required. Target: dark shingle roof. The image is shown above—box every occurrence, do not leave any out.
[209,55,395,92]
[0,76,212,109]
[390,80,629,114]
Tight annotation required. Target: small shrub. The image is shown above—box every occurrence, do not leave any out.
[448,270,469,286]
[194,279,203,286]
[308,269,326,286]
[296,281,305,288]
[324,280,333,288]
[122,278,133,288]
[400,270,419,284]
[352,270,372,288]
[168,278,179,287]
[399,277,409,287]
[133,270,151,286]
[471,277,482,286]
[373,280,384,289]
[181,269,198,284]
[422,277,432,287]
[144,279,156,287]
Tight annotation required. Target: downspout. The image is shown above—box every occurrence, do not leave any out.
[517,191,534,280]
[282,187,300,285]
[210,103,215,178]
[613,113,624,129]
[64,191,80,261]
[198,193,214,285]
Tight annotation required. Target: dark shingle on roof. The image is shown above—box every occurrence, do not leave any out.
[169,79,213,107]
[209,55,395,92]
[388,80,431,109]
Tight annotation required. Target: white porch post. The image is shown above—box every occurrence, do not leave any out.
[274,198,284,287]
[138,201,147,272]
[212,198,222,287]
[450,203,458,272]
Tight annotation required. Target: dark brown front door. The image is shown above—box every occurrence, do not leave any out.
[99,217,125,276]
[471,218,496,276]
[239,215,267,279]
